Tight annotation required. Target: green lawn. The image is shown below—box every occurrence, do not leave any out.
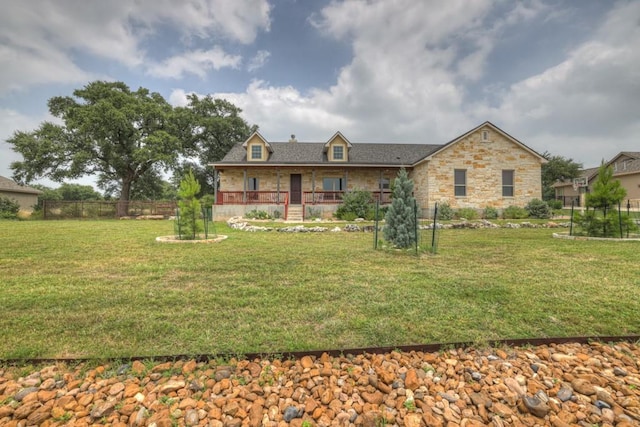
[0,220,638,359]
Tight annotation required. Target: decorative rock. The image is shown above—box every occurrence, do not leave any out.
[613,366,628,376]
[571,378,596,395]
[404,369,419,390]
[160,380,186,394]
[185,408,199,426]
[14,387,39,402]
[283,406,302,422]
[504,378,525,397]
[556,387,573,402]
[90,400,116,419]
[523,395,550,418]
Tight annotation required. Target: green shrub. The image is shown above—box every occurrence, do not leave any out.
[503,205,528,219]
[336,189,374,220]
[547,199,563,210]
[366,205,388,221]
[525,198,551,219]
[200,194,216,208]
[245,209,271,220]
[573,209,638,237]
[456,207,478,220]
[306,207,321,220]
[437,202,454,220]
[272,209,282,219]
[0,196,20,219]
[483,206,499,219]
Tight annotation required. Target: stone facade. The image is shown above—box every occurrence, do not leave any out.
[414,127,543,215]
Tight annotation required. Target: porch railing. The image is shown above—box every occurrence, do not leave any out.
[303,190,392,204]
[216,191,287,205]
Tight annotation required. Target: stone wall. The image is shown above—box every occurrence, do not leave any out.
[416,127,542,212]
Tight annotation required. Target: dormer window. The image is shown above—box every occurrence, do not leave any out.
[251,145,262,160]
[482,130,489,142]
[333,145,344,160]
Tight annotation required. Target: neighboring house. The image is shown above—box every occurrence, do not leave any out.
[0,175,43,212]
[553,152,640,207]
[211,122,546,220]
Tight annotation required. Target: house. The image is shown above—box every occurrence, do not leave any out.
[210,122,547,220]
[553,152,640,207]
[0,175,43,212]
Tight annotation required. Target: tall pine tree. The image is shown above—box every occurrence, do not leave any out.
[384,168,416,248]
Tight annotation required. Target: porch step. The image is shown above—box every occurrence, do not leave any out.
[287,205,304,222]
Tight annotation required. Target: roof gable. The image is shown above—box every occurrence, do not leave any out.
[241,131,273,153]
[323,131,353,151]
[419,121,547,165]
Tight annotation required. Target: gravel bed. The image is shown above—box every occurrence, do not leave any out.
[1,341,639,426]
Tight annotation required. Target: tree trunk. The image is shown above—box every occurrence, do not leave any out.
[117,178,133,217]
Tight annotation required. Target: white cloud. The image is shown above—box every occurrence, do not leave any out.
[0,0,271,93]
[478,1,640,165]
[247,50,271,72]
[147,48,242,79]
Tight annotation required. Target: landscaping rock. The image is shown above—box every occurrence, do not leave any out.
[1,341,640,426]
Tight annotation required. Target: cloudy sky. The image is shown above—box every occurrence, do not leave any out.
[1,0,639,186]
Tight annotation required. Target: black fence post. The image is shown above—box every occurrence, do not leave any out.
[432,202,438,252]
[569,201,574,236]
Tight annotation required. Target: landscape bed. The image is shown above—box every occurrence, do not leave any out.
[0,220,638,360]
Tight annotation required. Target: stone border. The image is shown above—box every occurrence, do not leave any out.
[155,235,228,243]
[552,232,640,241]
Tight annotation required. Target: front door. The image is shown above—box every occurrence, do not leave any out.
[290,174,302,204]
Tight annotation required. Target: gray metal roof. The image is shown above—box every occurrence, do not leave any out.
[216,142,442,166]
[0,176,43,195]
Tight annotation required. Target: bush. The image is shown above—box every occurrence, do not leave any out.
[0,196,20,219]
[483,206,499,219]
[437,202,454,220]
[503,205,528,219]
[336,189,374,220]
[306,207,321,220]
[456,207,478,220]
[573,209,638,237]
[547,199,563,210]
[525,198,551,219]
[245,209,271,220]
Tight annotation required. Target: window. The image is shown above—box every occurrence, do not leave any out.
[502,170,514,197]
[379,178,390,190]
[454,169,466,197]
[248,177,259,191]
[323,177,344,191]
[251,145,262,160]
[482,130,489,141]
[333,145,344,160]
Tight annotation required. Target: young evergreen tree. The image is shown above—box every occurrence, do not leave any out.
[576,162,629,237]
[177,170,203,239]
[384,168,416,248]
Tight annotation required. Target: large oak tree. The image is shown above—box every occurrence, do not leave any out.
[7,81,253,214]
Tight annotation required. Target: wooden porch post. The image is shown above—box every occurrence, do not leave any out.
[243,169,247,204]
[344,170,348,191]
[312,169,315,203]
[276,169,280,204]
[213,168,217,204]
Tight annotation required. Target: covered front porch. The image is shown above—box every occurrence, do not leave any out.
[212,166,397,220]
[214,190,392,220]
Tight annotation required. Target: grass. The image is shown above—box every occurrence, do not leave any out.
[0,219,639,359]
